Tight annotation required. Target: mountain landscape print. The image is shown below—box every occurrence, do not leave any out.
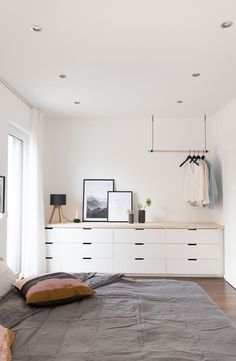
[83,179,114,221]
[87,196,108,218]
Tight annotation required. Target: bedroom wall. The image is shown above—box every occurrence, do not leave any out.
[211,97,236,288]
[43,116,215,223]
[0,83,30,261]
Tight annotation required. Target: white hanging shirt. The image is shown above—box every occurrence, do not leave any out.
[195,160,210,206]
[184,162,204,203]
[184,160,210,206]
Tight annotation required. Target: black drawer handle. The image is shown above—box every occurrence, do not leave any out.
[188,243,197,246]
[83,228,92,230]
[45,257,53,259]
[83,257,92,260]
[45,242,53,244]
[135,243,144,245]
[187,228,197,231]
[135,228,144,231]
[135,257,144,260]
[83,242,92,245]
[45,227,53,229]
[188,258,197,261]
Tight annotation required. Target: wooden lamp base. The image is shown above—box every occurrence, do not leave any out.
[49,205,64,224]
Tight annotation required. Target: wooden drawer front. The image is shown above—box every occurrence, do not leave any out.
[46,243,113,258]
[166,259,221,275]
[46,228,113,243]
[114,244,165,259]
[46,258,113,273]
[114,229,165,244]
[166,244,219,259]
[113,258,165,273]
[166,229,220,244]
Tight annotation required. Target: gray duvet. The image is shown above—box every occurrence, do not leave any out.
[1,274,236,360]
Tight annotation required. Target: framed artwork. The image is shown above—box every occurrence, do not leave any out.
[108,191,133,222]
[0,176,5,213]
[83,179,114,221]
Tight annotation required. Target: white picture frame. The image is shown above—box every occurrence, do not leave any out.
[108,191,133,222]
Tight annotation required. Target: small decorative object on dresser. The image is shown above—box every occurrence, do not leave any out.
[0,176,5,213]
[49,194,67,224]
[83,179,114,221]
[137,198,152,223]
[127,209,134,223]
[108,191,133,222]
[73,209,81,223]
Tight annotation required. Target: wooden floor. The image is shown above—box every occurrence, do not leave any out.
[131,276,236,327]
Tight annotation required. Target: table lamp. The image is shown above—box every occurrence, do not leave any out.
[49,194,66,224]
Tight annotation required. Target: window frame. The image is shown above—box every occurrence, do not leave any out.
[7,124,29,273]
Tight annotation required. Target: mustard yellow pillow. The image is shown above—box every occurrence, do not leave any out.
[0,325,14,361]
[14,272,95,306]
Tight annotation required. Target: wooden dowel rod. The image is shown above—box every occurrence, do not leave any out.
[148,149,210,153]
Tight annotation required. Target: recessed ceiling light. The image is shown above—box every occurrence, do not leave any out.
[74,101,80,104]
[192,73,200,77]
[221,21,233,29]
[59,74,67,79]
[30,25,42,32]
[177,100,183,104]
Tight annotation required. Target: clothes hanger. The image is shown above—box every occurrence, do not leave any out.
[196,150,201,161]
[179,150,192,167]
[190,150,195,163]
[190,150,199,166]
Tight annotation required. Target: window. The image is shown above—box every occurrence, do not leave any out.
[7,131,25,273]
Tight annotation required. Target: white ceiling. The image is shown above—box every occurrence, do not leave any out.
[0,0,236,118]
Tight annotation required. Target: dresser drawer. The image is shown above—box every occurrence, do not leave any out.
[113,258,165,273]
[166,259,221,275]
[45,259,61,273]
[166,244,220,259]
[114,229,165,244]
[114,243,165,259]
[46,243,113,258]
[46,258,113,273]
[63,258,113,273]
[46,228,113,243]
[166,229,220,244]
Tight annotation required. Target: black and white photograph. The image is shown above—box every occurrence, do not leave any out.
[83,179,114,221]
[108,191,133,222]
[0,176,5,213]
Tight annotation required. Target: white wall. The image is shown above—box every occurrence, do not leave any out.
[44,116,215,223]
[0,83,30,260]
[211,97,236,288]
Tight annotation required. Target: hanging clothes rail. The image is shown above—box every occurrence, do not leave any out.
[148,114,210,153]
[149,149,209,153]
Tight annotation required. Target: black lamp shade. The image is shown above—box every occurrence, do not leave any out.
[50,194,66,206]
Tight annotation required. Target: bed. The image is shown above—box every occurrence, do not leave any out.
[1,273,236,360]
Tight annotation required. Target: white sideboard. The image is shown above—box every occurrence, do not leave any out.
[45,222,224,276]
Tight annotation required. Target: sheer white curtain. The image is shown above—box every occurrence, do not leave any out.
[7,135,23,272]
[22,108,45,276]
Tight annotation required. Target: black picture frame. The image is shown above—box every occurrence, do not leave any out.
[83,179,115,222]
[108,191,133,222]
[0,176,5,213]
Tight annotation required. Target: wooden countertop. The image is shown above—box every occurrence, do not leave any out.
[46,222,224,229]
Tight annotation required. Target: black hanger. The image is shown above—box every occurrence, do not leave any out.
[179,151,194,167]
[201,151,206,160]
[190,150,199,166]
[179,155,191,167]
[196,150,201,161]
